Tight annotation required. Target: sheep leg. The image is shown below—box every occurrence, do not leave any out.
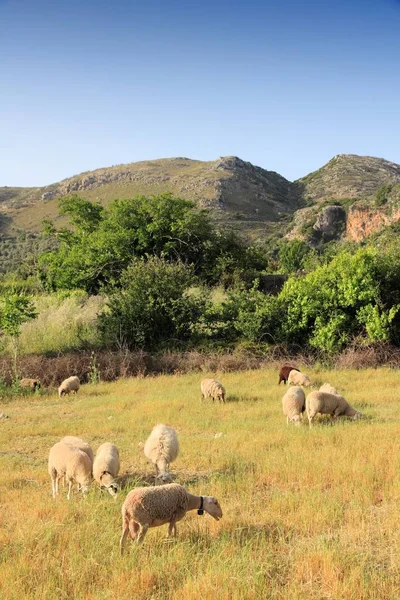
[120,518,130,555]
[51,476,57,498]
[308,413,315,428]
[167,521,177,538]
[67,479,73,500]
[136,523,149,544]
[286,416,289,426]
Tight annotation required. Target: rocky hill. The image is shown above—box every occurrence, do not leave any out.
[1,153,400,272]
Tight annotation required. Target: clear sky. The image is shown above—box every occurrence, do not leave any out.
[1,0,399,186]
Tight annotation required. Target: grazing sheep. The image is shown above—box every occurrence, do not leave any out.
[282,386,306,426]
[93,442,120,496]
[288,369,312,387]
[48,442,92,499]
[60,436,94,464]
[278,365,299,385]
[20,378,41,391]
[58,376,80,398]
[319,383,339,395]
[120,483,222,553]
[306,391,363,427]
[144,424,179,484]
[200,378,226,403]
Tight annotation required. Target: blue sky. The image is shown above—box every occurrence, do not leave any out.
[1,0,399,186]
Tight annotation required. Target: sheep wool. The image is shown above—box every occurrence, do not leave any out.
[48,441,92,499]
[93,442,120,496]
[282,386,306,425]
[288,370,312,387]
[144,424,179,481]
[60,436,94,464]
[200,378,226,402]
[58,376,80,398]
[306,391,363,427]
[319,383,339,395]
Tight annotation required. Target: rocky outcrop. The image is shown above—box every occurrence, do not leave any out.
[312,205,347,241]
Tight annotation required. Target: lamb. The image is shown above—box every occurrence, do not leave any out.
[48,441,92,499]
[93,442,120,496]
[58,376,80,398]
[319,383,339,395]
[288,369,312,387]
[278,365,299,385]
[306,391,363,427]
[120,483,222,553]
[144,424,179,484]
[60,436,94,464]
[282,386,306,426]
[200,378,226,403]
[20,378,41,391]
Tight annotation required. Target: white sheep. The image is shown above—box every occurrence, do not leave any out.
[120,483,222,553]
[200,378,226,403]
[48,441,92,499]
[282,386,306,426]
[288,370,312,387]
[144,424,179,484]
[93,442,120,496]
[306,391,363,427]
[319,383,339,395]
[58,376,80,398]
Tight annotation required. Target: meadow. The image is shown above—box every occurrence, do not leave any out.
[1,367,400,599]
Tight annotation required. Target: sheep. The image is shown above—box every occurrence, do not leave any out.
[282,386,306,426]
[120,483,222,553]
[278,365,299,385]
[60,436,94,464]
[58,376,80,398]
[288,369,312,387]
[93,442,120,496]
[48,442,92,499]
[306,391,363,427]
[20,378,41,391]
[200,378,226,403]
[319,383,339,395]
[144,424,179,484]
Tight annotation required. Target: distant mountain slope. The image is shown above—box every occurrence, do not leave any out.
[1,153,400,272]
[294,154,400,202]
[0,156,295,237]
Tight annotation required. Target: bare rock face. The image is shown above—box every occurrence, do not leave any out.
[346,205,400,242]
[312,205,347,241]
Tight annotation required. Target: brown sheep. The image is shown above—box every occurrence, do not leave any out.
[278,365,299,385]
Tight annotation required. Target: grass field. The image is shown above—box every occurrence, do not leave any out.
[1,368,400,599]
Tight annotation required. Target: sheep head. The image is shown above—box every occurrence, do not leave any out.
[155,472,173,485]
[203,497,223,521]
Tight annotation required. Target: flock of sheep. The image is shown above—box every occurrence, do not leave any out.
[42,368,361,553]
[279,365,363,426]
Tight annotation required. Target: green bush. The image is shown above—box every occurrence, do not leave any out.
[99,257,207,350]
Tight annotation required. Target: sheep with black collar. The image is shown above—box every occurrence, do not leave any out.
[120,483,223,553]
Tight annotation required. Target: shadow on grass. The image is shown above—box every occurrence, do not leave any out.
[225,394,262,403]
[117,468,213,490]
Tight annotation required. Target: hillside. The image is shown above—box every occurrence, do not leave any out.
[1,153,400,273]
[0,156,294,237]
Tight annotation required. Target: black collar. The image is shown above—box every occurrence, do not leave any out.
[198,496,204,515]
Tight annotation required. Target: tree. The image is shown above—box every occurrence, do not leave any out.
[0,293,37,380]
[278,239,310,273]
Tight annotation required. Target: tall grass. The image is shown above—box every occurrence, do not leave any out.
[1,368,400,599]
[3,292,105,356]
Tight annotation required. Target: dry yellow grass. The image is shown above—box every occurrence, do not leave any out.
[1,367,400,599]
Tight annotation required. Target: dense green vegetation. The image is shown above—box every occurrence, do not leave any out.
[1,193,400,358]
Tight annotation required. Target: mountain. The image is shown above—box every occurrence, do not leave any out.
[1,153,400,273]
